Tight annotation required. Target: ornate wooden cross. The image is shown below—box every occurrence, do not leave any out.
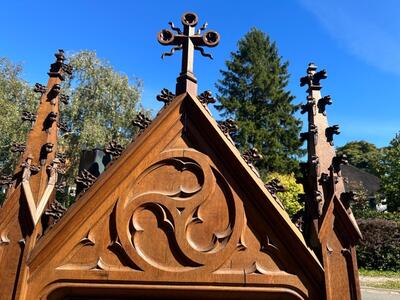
[158,12,220,95]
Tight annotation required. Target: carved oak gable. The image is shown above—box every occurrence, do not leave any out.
[319,196,362,300]
[27,93,324,300]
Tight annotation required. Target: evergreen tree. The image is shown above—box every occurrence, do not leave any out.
[216,28,303,175]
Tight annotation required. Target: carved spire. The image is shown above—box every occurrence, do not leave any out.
[3,49,72,223]
[0,50,72,298]
[157,12,220,96]
[299,63,361,247]
[299,63,362,298]
[23,50,70,206]
[299,63,335,246]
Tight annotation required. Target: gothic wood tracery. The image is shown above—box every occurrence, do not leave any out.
[115,149,243,273]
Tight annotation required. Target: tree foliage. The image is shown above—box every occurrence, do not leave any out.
[216,28,303,175]
[337,141,380,175]
[265,172,304,216]
[0,52,145,206]
[0,58,37,174]
[379,133,400,212]
[60,51,145,187]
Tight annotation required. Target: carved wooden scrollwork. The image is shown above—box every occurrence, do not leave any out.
[196,90,216,115]
[44,199,67,226]
[21,111,37,126]
[104,140,124,159]
[132,112,152,133]
[115,149,244,273]
[156,88,175,106]
[10,142,26,153]
[33,83,47,95]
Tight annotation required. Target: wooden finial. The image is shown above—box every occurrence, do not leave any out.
[157,12,220,95]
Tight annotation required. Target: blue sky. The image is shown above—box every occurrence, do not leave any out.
[1,0,399,148]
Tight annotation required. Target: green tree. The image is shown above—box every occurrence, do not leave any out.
[265,173,304,216]
[0,58,37,175]
[379,133,400,212]
[60,51,145,189]
[0,52,145,206]
[337,141,380,175]
[216,28,303,175]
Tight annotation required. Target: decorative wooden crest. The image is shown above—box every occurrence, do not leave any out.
[0,14,362,300]
[25,92,323,299]
[0,50,72,299]
[299,63,362,300]
[158,12,220,95]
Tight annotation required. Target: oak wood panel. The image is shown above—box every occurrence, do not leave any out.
[23,93,324,299]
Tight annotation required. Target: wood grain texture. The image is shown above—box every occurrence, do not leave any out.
[299,63,362,300]
[18,93,324,299]
[0,70,62,300]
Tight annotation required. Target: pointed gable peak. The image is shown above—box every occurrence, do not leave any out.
[27,82,324,300]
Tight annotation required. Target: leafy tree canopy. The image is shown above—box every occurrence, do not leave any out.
[216,28,303,175]
[60,50,145,186]
[0,52,146,205]
[379,133,400,212]
[0,58,37,174]
[265,172,304,217]
[337,141,381,176]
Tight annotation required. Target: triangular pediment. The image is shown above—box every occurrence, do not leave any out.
[27,93,324,299]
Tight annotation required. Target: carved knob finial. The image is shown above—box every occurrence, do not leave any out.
[326,125,340,145]
[340,191,357,209]
[10,142,26,153]
[300,63,327,88]
[132,112,152,133]
[49,49,73,79]
[54,49,65,63]
[33,83,47,95]
[331,154,348,176]
[156,88,175,106]
[242,148,263,164]
[318,95,332,115]
[197,90,216,106]
[104,140,124,159]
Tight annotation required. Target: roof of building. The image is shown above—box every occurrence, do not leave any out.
[342,164,380,196]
